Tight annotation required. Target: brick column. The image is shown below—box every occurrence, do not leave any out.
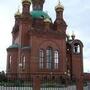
[33,76,40,90]
[76,78,83,90]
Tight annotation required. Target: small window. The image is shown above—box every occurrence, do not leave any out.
[73,44,80,54]
[18,57,22,68]
[22,56,26,70]
[10,56,12,65]
[8,56,12,69]
[54,50,59,69]
[46,47,53,69]
[39,49,44,69]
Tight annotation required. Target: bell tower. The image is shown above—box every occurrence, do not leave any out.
[54,0,67,33]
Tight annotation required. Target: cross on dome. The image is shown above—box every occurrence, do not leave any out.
[22,0,31,3]
[55,0,64,10]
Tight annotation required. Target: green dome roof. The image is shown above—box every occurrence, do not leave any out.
[31,10,51,20]
[8,44,20,49]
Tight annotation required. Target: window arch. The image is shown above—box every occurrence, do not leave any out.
[54,50,59,69]
[39,49,44,69]
[46,47,53,69]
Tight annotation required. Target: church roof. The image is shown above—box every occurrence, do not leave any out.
[7,44,31,50]
[31,10,51,20]
[7,44,20,49]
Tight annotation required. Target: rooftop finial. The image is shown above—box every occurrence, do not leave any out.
[71,31,75,40]
[58,0,60,4]
[15,7,21,16]
[55,0,64,10]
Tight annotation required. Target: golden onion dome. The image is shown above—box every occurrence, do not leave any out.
[15,9,21,16]
[44,18,51,23]
[22,0,31,3]
[55,0,64,10]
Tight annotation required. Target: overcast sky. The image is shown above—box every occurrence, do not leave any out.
[0,0,90,72]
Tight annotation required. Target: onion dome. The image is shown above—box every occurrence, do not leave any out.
[55,0,64,11]
[44,18,51,23]
[15,9,21,16]
[22,0,31,3]
[31,10,51,20]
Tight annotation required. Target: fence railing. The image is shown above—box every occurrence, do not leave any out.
[0,73,89,90]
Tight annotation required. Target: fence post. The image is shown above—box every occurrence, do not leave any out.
[33,76,40,90]
[76,78,83,90]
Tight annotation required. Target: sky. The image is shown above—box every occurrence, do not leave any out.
[0,0,90,72]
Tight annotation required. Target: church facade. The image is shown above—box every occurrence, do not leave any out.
[6,0,90,90]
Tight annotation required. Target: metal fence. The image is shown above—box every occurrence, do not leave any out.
[0,73,89,90]
[0,73,33,90]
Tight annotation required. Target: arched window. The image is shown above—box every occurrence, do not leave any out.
[46,47,53,69]
[9,56,12,65]
[22,56,26,70]
[39,49,44,69]
[73,44,80,54]
[77,45,80,53]
[8,56,12,69]
[54,50,59,69]
[39,47,60,70]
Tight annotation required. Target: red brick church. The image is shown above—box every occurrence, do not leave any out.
[6,0,90,90]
